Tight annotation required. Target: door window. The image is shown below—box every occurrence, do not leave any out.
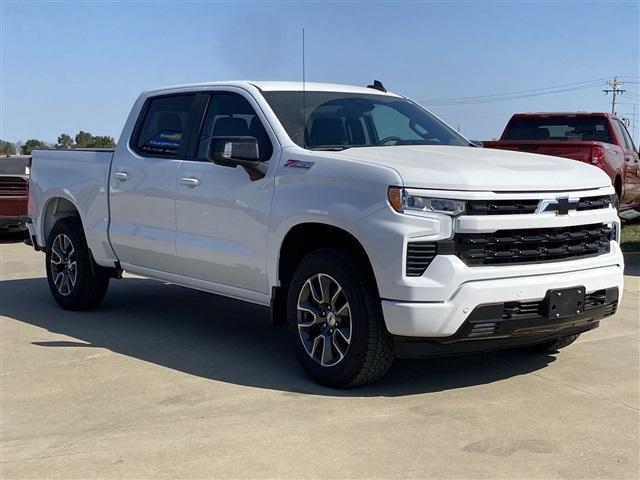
[197,93,273,162]
[618,121,636,151]
[134,94,197,157]
[611,119,631,150]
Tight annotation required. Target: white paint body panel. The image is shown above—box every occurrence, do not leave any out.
[28,81,625,337]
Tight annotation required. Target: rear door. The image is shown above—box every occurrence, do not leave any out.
[109,93,199,273]
[174,89,277,297]
[612,118,640,207]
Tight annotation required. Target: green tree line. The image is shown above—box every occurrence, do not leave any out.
[1,131,116,156]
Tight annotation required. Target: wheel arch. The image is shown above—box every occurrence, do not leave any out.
[41,196,83,246]
[614,174,623,200]
[271,222,379,326]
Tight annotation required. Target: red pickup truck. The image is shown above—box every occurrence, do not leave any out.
[484,113,640,211]
[0,155,30,232]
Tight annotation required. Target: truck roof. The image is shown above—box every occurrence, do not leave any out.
[510,112,616,118]
[145,80,402,97]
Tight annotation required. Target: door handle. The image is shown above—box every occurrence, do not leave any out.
[113,171,130,181]
[180,177,201,187]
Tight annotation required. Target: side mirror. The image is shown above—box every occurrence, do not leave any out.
[208,137,260,168]
[469,140,484,147]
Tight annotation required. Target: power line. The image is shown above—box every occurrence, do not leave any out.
[602,77,626,114]
[424,78,609,104]
[422,82,604,106]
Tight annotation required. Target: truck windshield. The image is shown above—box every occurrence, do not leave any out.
[262,91,468,150]
[503,116,613,143]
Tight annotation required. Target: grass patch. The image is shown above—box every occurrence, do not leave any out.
[621,222,640,252]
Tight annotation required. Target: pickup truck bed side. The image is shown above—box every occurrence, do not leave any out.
[29,149,118,265]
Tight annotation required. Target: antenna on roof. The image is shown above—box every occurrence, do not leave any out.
[302,28,308,149]
[367,80,387,92]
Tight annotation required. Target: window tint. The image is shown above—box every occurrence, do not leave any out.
[370,104,424,141]
[262,91,468,149]
[503,116,613,143]
[197,93,273,162]
[611,120,629,149]
[135,94,196,156]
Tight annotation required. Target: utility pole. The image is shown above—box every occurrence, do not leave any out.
[603,77,626,115]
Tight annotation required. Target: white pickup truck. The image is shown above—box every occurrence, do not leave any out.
[27,81,624,387]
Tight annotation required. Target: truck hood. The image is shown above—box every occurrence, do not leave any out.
[329,145,611,191]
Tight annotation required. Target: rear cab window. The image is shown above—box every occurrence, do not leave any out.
[133,94,197,157]
[503,116,613,143]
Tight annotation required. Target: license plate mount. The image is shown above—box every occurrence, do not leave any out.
[545,286,586,319]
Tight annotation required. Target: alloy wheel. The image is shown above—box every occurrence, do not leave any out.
[296,273,352,367]
[50,233,77,296]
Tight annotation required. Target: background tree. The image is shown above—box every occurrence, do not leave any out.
[74,131,116,149]
[56,133,75,149]
[0,140,17,156]
[74,130,93,148]
[20,139,49,155]
[89,135,116,148]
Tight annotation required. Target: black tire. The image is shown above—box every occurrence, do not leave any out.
[286,248,393,388]
[525,333,581,353]
[45,217,110,310]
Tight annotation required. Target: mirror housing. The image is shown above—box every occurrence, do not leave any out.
[208,137,260,168]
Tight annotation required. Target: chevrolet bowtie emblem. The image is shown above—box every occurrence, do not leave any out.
[538,197,580,215]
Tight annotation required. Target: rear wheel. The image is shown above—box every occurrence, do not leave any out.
[46,217,110,310]
[525,333,581,353]
[287,248,393,388]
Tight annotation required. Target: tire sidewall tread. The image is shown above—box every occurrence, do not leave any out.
[45,217,109,311]
[286,247,393,388]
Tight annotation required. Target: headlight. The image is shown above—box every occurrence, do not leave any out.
[388,187,466,216]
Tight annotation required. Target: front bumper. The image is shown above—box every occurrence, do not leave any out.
[358,187,624,340]
[382,263,623,338]
[392,286,618,358]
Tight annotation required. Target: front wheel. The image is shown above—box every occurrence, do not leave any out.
[287,248,393,388]
[46,217,110,310]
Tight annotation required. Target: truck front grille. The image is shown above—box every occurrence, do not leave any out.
[465,195,613,215]
[576,195,614,211]
[452,223,612,266]
[466,199,539,215]
[405,223,612,275]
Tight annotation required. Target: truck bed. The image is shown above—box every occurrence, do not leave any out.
[29,148,116,264]
[483,140,600,163]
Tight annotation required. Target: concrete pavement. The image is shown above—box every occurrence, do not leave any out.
[1,238,638,479]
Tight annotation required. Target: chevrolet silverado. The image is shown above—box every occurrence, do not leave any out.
[27,81,624,387]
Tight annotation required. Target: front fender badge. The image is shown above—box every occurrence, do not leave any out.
[285,159,314,169]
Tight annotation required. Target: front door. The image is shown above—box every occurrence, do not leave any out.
[175,90,277,295]
[109,93,198,273]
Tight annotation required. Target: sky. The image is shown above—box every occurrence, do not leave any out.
[1,0,639,145]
